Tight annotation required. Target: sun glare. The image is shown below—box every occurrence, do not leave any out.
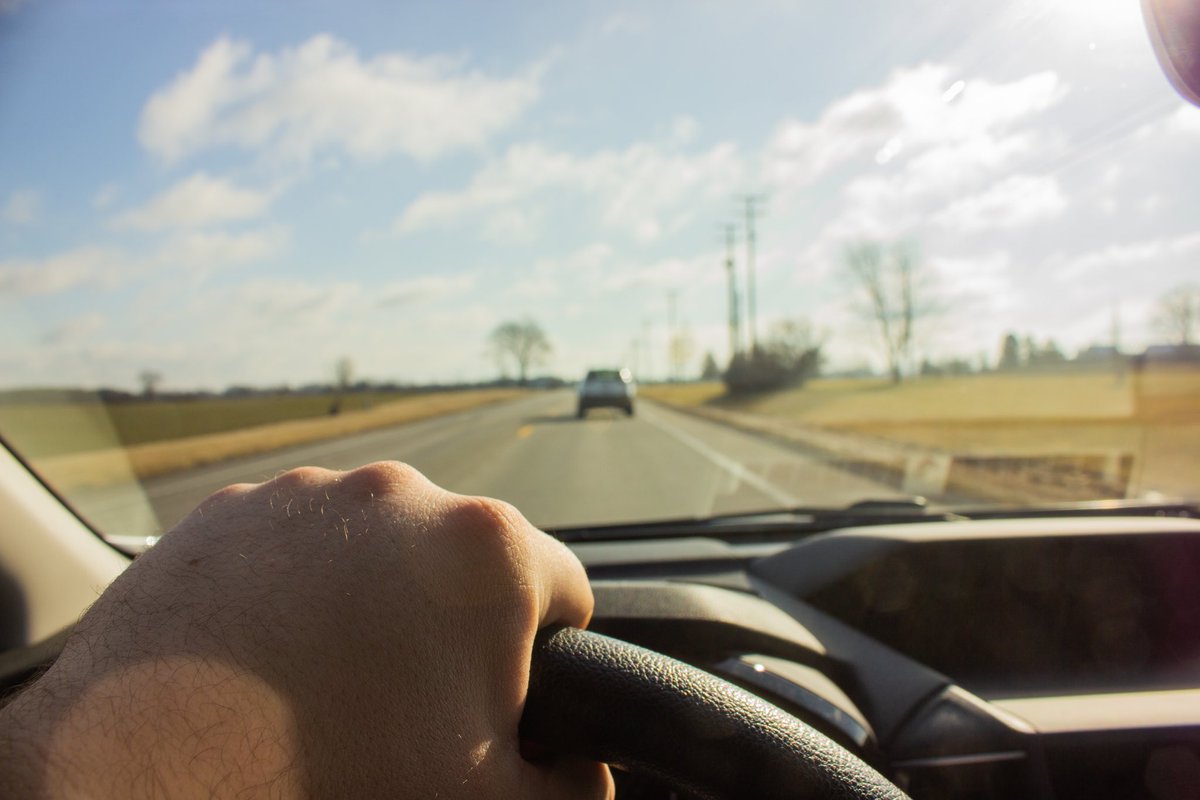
[1047,0,1148,43]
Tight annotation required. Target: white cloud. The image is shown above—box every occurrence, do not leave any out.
[0,247,127,297]
[138,34,542,164]
[218,278,360,321]
[41,313,107,346]
[815,136,1038,242]
[481,207,544,244]
[750,66,1086,366]
[932,174,1067,232]
[111,173,272,231]
[768,63,1075,267]
[1,189,41,225]
[92,183,121,210]
[395,65,1064,280]
[930,251,1019,324]
[762,64,1065,190]
[0,227,286,299]
[153,226,288,272]
[395,140,743,242]
[375,274,475,307]
[503,242,723,306]
[505,243,614,299]
[597,251,721,293]
[1135,103,1200,140]
[1163,104,1200,136]
[4,337,194,393]
[1055,231,1200,281]
[97,273,500,388]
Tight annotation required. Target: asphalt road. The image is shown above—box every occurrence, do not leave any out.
[85,391,905,536]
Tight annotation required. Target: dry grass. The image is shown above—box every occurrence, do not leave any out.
[643,368,1200,498]
[644,372,1140,421]
[0,391,418,457]
[30,389,525,490]
[638,382,728,408]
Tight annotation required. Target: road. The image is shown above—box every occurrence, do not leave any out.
[81,391,905,537]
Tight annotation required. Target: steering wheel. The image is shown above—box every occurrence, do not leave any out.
[521,627,910,800]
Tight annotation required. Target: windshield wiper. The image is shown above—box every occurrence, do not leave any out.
[548,496,958,543]
[548,498,1200,544]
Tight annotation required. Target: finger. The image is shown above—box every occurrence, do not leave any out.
[529,529,594,631]
[524,756,615,800]
[447,492,594,631]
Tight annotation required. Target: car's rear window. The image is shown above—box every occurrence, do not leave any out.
[586,371,623,382]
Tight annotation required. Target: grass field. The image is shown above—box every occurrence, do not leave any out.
[4,388,525,490]
[641,368,1200,499]
[0,391,412,459]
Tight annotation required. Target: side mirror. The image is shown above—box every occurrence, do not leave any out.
[1142,0,1200,107]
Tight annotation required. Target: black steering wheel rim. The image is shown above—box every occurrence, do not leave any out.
[521,626,910,800]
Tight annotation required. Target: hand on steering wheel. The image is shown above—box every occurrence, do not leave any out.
[523,626,910,800]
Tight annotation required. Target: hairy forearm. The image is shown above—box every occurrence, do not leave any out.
[0,656,303,799]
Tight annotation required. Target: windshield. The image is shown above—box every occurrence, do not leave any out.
[1,0,1197,540]
[586,371,627,383]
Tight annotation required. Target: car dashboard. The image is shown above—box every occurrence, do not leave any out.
[570,516,1200,799]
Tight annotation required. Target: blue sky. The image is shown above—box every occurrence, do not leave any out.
[1,0,1198,390]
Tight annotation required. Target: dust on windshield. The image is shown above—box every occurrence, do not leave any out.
[0,0,1197,540]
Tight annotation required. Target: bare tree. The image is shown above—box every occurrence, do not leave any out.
[765,318,824,367]
[138,370,162,399]
[489,318,552,384]
[844,240,929,383]
[1154,285,1200,346]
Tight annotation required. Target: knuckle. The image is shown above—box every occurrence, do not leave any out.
[460,495,521,532]
[343,461,425,498]
[200,482,253,506]
[445,496,528,554]
[272,465,334,490]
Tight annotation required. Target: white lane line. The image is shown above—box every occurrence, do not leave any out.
[641,406,800,507]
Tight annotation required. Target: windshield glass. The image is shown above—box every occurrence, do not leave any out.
[1,0,1197,540]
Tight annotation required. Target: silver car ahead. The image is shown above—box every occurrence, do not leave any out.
[577,368,636,418]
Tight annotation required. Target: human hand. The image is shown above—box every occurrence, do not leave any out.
[0,462,612,799]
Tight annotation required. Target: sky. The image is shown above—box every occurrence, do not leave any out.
[1,0,1198,391]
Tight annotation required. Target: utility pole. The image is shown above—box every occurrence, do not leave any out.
[667,290,679,382]
[641,319,654,382]
[738,194,767,353]
[722,223,741,362]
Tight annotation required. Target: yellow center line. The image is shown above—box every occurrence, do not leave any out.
[516,424,534,439]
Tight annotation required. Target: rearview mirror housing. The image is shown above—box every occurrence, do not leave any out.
[1142,0,1200,107]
